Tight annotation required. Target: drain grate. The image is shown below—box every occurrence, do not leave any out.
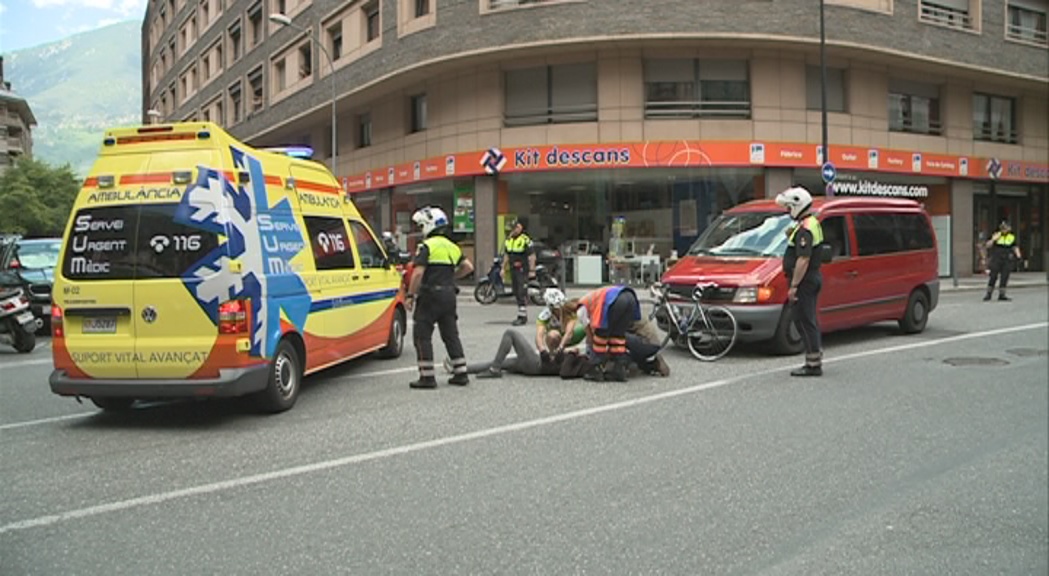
[943,357,1010,367]
[1006,348,1048,358]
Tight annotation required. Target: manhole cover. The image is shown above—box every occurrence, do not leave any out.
[943,357,1010,367]
[1006,348,1048,358]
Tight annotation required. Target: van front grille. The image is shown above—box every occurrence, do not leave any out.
[667,283,736,303]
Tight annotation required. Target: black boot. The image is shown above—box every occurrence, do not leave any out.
[983,291,992,301]
[790,365,823,377]
[998,293,1012,301]
[448,373,470,386]
[410,377,438,389]
[511,317,527,326]
[605,356,629,382]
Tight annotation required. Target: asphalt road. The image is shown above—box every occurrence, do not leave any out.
[1,287,1047,575]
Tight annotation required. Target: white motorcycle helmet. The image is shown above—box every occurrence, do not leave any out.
[775,186,814,220]
[411,206,449,237]
[543,287,566,309]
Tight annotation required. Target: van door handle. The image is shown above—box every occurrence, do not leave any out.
[352,275,360,281]
[846,270,859,278]
[362,275,370,280]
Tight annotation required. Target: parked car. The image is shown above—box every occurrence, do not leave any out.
[1,235,61,329]
[659,196,940,354]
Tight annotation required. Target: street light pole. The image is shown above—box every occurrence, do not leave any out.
[269,13,338,176]
[819,0,833,196]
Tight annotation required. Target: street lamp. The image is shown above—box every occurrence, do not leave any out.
[819,0,833,196]
[269,13,338,175]
[146,109,162,125]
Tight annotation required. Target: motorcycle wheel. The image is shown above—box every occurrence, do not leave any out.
[474,282,497,305]
[13,322,36,353]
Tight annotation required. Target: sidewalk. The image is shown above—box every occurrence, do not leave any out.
[457,272,1048,303]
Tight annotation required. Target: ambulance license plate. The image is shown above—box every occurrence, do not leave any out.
[82,317,117,334]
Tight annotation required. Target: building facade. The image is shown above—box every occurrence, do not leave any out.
[0,57,36,174]
[142,0,1049,281]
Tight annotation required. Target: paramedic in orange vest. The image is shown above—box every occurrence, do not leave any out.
[776,186,824,377]
[983,220,1022,302]
[573,284,641,382]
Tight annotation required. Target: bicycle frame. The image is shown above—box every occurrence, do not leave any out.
[649,281,738,361]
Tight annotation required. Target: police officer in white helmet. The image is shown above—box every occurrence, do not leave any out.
[405,206,474,388]
[776,186,825,377]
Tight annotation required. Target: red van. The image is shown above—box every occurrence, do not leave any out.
[659,197,939,354]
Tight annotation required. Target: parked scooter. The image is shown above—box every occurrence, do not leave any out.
[474,255,559,306]
[0,287,40,353]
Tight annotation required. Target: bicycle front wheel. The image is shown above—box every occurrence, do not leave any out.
[686,305,738,361]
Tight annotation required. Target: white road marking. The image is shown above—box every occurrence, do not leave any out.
[0,321,1044,535]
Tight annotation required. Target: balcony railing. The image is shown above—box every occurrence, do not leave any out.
[919,1,975,31]
[644,100,752,120]
[504,103,598,127]
[6,137,25,152]
[974,123,1019,145]
[889,117,944,136]
[1006,22,1048,46]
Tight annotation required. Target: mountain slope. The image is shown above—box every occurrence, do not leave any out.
[5,20,142,176]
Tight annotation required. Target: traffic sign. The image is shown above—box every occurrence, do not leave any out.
[821,162,837,183]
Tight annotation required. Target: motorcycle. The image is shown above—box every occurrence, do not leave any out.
[474,256,559,306]
[0,287,41,353]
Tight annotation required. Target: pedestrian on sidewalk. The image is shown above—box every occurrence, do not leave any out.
[984,220,1022,302]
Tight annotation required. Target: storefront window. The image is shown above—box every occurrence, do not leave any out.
[352,191,382,233]
[973,184,1045,273]
[391,179,475,261]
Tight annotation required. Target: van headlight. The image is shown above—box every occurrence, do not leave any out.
[733,286,774,304]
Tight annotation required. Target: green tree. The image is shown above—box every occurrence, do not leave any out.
[0,158,80,238]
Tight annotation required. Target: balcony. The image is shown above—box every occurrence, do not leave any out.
[974,123,1019,145]
[919,0,975,31]
[644,100,752,120]
[504,103,598,127]
[487,0,571,10]
[889,117,944,136]
[6,137,25,153]
[1006,5,1048,46]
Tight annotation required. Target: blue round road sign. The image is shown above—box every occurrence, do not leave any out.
[821,162,837,183]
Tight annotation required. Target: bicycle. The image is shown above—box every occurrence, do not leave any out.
[648,281,738,361]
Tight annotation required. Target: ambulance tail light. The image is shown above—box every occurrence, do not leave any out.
[52,305,64,338]
[218,299,250,334]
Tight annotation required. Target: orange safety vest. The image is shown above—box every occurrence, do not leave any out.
[579,285,635,330]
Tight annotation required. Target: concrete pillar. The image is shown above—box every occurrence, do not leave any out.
[950,178,974,277]
[379,189,392,233]
[474,175,498,282]
[764,168,794,199]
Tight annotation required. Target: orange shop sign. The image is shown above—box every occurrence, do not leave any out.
[342,141,1049,193]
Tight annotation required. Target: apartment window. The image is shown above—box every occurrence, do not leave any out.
[1007,0,1048,46]
[888,79,942,135]
[643,59,750,119]
[358,113,372,147]
[298,44,312,78]
[229,81,243,123]
[364,1,380,42]
[276,0,286,14]
[216,101,225,125]
[805,66,847,112]
[504,63,598,126]
[229,20,243,63]
[415,0,431,17]
[918,0,974,30]
[328,24,343,60]
[248,2,264,48]
[487,0,570,9]
[274,58,287,92]
[248,66,264,113]
[973,93,1018,144]
[201,54,211,82]
[409,94,428,133]
[201,0,210,24]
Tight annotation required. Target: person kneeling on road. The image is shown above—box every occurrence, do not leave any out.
[572,284,643,382]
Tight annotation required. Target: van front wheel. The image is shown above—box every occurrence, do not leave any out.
[376,307,406,359]
[899,290,930,334]
[256,340,302,414]
[769,304,804,355]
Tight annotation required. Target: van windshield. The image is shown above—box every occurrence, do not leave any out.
[688,211,793,257]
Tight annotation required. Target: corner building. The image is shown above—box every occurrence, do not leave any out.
[143,0,1049,282]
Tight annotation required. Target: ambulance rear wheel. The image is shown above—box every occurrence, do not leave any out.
[91,397,135,411]
[256,340,302,414]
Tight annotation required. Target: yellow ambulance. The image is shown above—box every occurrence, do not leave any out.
[49,122,406,413]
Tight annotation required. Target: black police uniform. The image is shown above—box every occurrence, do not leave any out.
[504,230,533,325]
[783,214,824,375]
[985,230,1018,301]
[411,232,468,388]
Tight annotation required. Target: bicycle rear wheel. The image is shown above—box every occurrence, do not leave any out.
[686,305,738,361]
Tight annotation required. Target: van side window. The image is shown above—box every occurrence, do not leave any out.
[897,214,935,250]
[820,216,849,259]
[854,214,904,256]
[347,220,386,269]
[303,216,356,270]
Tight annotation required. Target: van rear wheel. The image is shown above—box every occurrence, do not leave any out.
[255,340,302,414]
[899,290,930,334]
[91,397,135,411]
